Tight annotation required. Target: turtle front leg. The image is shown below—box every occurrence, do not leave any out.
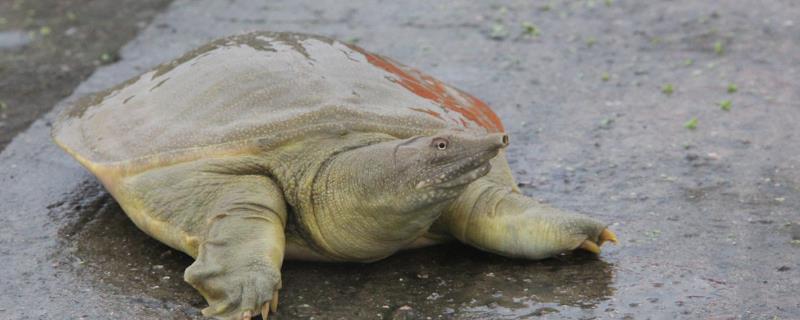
[437,154,617,259]
[185,208,285,320]
[117,159,288,320]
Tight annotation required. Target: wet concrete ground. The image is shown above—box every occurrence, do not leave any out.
[0,0,172,150]
[1,0,799,319]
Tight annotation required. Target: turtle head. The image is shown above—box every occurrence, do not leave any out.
[308,129,508,261]
[390,130,509,208]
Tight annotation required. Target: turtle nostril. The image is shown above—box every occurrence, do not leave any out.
[501,134,509,146]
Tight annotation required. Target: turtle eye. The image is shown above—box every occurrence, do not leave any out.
[432,138,449,150]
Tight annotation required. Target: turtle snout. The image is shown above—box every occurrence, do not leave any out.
[486,133,509,149]
[500,134,509,147]
[475,133,508,160]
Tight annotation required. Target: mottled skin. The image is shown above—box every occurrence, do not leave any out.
[52,32,617,320]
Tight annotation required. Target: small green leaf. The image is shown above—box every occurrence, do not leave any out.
[719,100,732,111]
[684,58,694,66]
[522,22,540,38]
[490,23,509,40]
[650,37,662,45]
[727,83,738,93]
[713,40,724,55]
[599,118,614,128]
[497,6,508,15]
[684,117,698,130]
[662,84,674,95]
[345,36,360,44]
[39,26,51,36]
[601,72,610,82]
[586,36,597,47]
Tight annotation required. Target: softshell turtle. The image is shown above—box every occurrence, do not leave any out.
[52,32,617,319]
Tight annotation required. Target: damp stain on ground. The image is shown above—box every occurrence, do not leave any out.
[0,0,172,150]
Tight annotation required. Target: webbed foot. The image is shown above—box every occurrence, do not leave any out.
[184,210,287,320]
[578,228,618,254]
[185,260,281,320]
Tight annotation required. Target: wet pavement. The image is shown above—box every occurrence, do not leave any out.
[0,0,172,150]
[1,0,799,319]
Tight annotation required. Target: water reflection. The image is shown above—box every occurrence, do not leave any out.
[51,180,202,317]
[281,245,614,319]
[55,180,614,319]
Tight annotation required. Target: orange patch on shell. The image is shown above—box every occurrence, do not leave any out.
[357,50,504,132]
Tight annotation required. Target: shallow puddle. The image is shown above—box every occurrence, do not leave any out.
[54,180,616,319]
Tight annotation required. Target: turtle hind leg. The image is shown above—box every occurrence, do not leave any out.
[117,158,287,319]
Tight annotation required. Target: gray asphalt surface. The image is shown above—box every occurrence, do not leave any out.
[0,0,172,150]
[1,0,799,319]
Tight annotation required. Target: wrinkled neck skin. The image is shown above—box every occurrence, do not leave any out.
[265,132,464,262]
[313,145,456,261]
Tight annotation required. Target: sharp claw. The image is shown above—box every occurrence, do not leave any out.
[270,291,279,312]
[261,303,269,320]
[579,239,601,254]
[599,228,619,245]
[242,310,252,320]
